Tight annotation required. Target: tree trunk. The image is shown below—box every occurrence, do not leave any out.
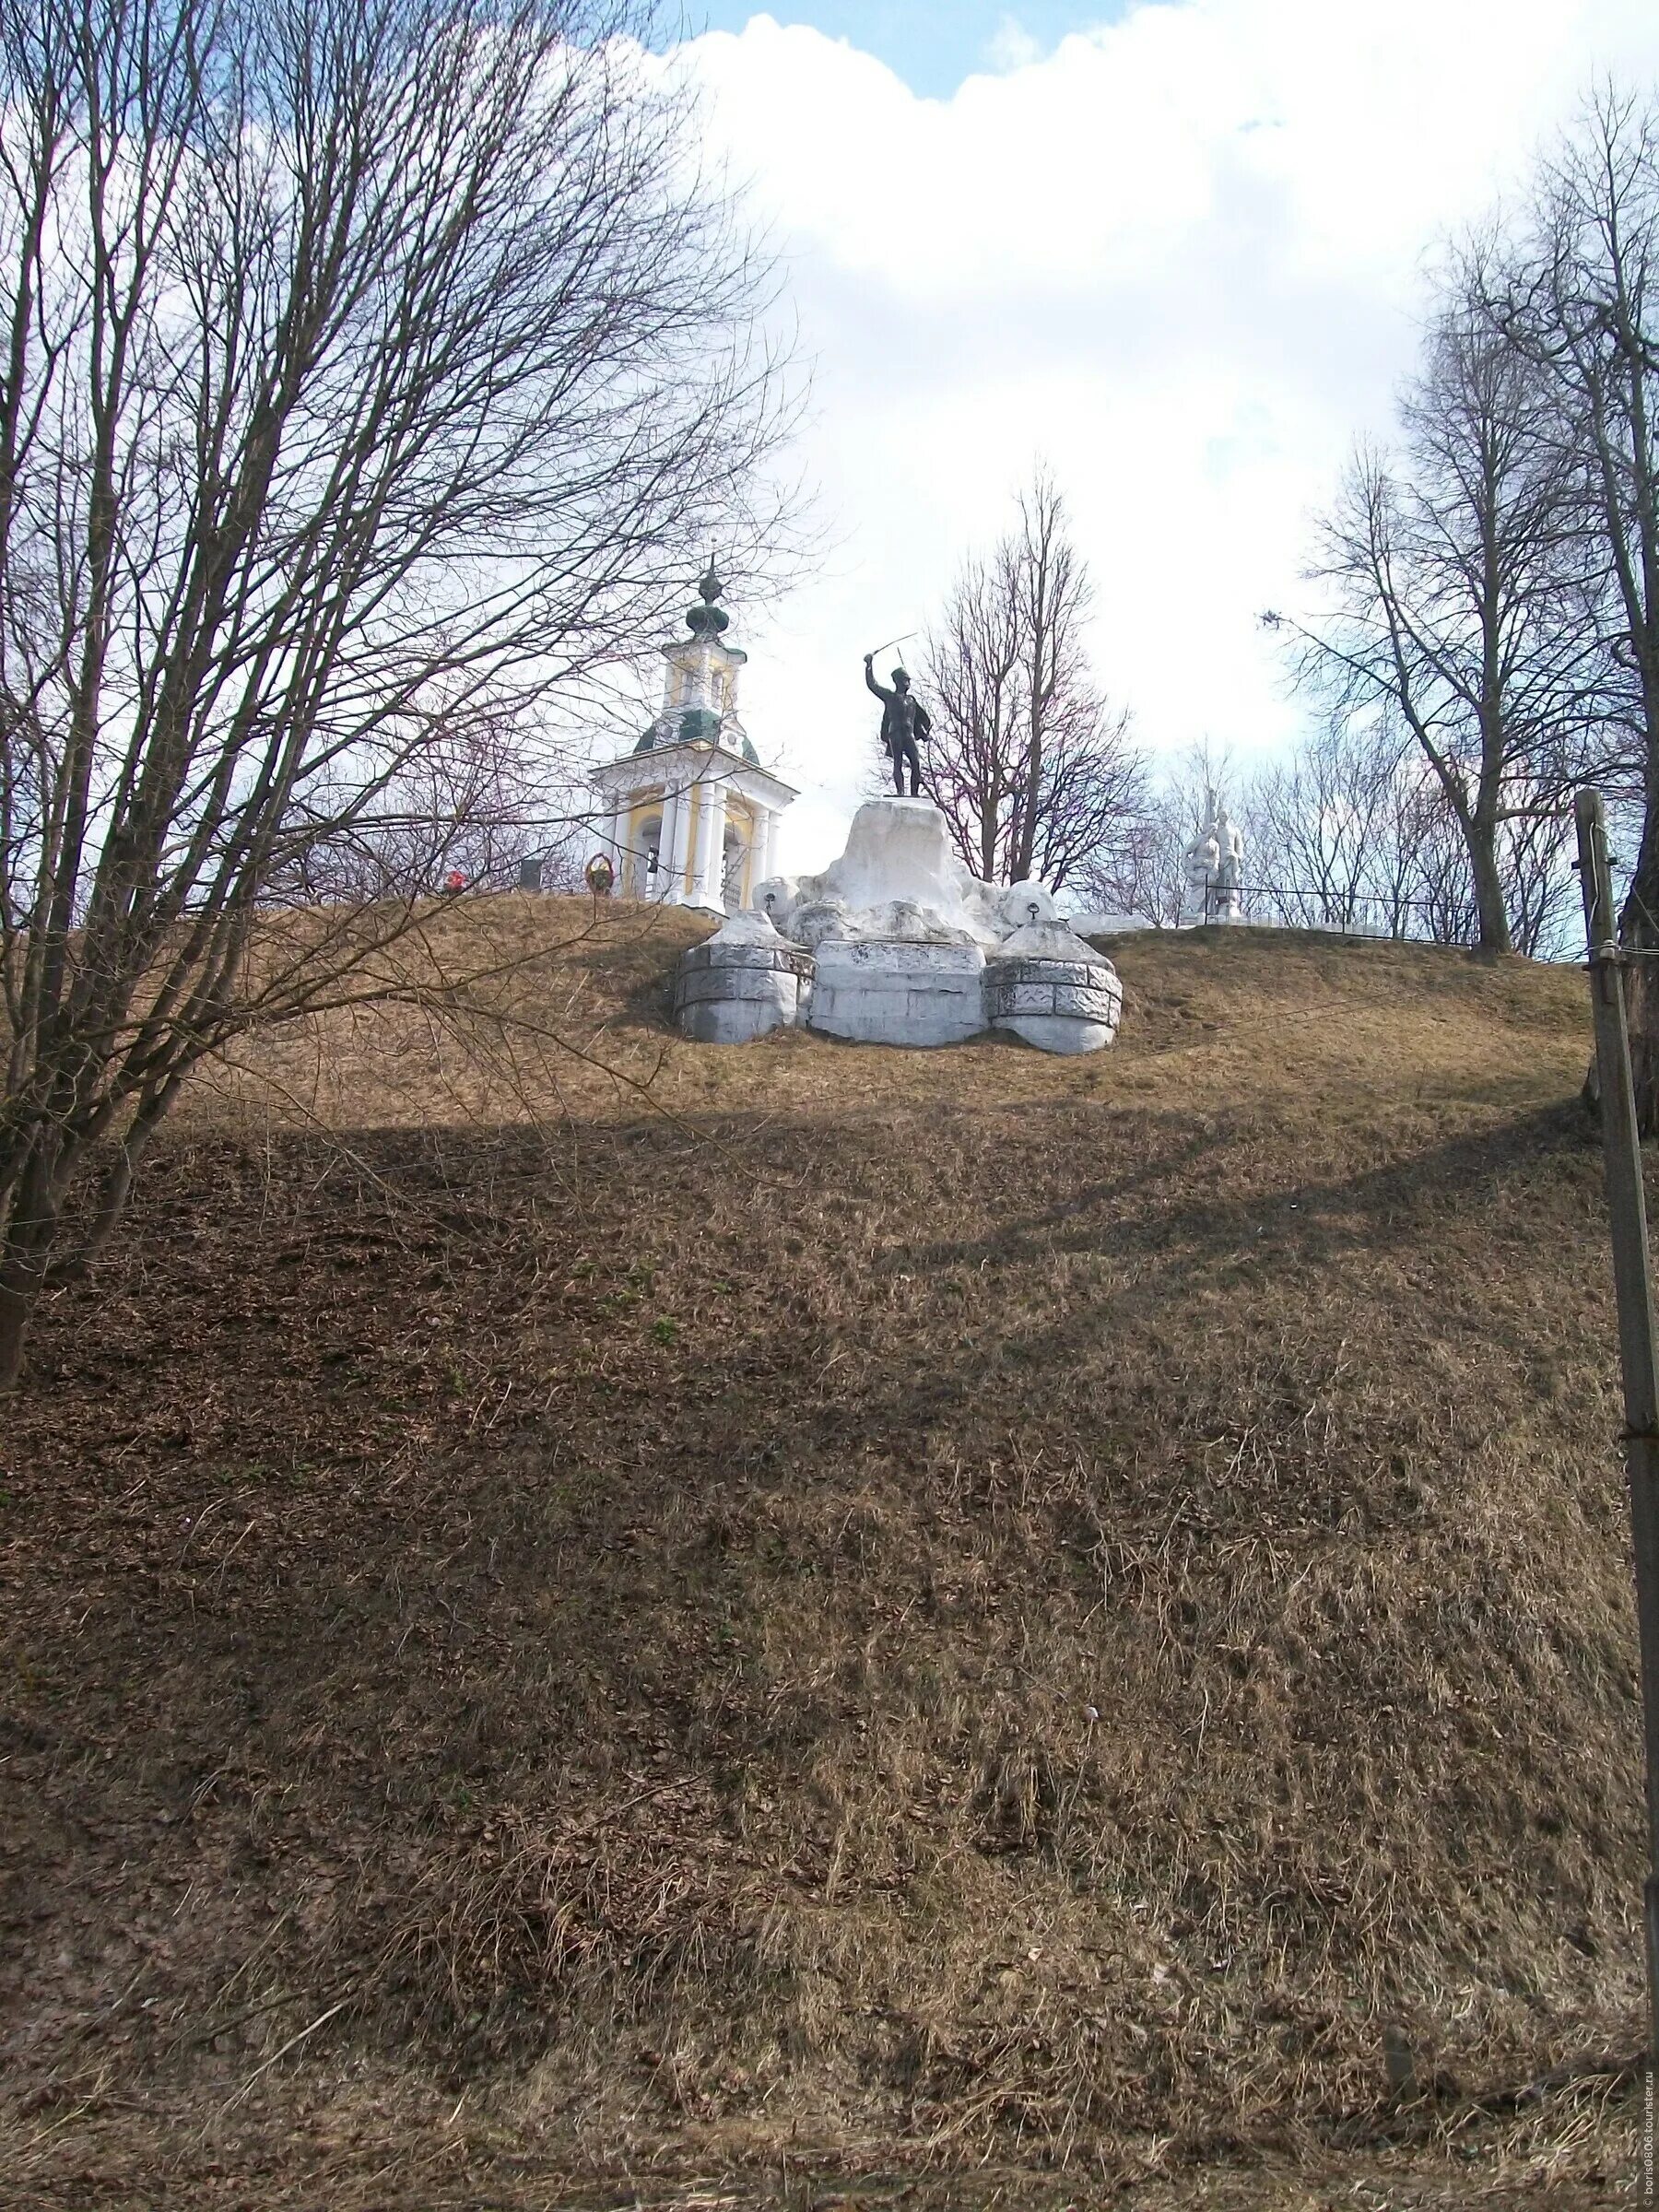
[0,1133,72,1390]
[0,1218,51,1392]
[0,1277,29,1393]
[1467,824,1513,954]
[42,1081,180,1287]
[1622,818,1659,1135]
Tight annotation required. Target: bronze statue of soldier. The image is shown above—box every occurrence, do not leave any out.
[864,654,932,797]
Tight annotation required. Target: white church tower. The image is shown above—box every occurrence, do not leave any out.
[590,562,796,912]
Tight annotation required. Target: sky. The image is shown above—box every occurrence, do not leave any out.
[681,3,1130,98]
[643,2,1659,877]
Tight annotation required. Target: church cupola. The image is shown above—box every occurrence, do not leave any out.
[588,562,796,914]
[639,556,754,760]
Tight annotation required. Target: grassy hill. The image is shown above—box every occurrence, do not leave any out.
[0,898,1642,2206]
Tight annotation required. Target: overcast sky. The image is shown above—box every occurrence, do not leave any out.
[647,2,1659,875]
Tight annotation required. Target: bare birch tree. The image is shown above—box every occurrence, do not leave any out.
[0,0,796,1383]
[914,470,1144,891]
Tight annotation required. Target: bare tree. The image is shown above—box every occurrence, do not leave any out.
[912,470,1144,891]
[288,719,555,902]
[1489,88,1659,1114]
[1077,737,1238,925]
[1494,795,1580,958]
[0,0,796,1383]
[1249,720,1418,935]
[1244,716,1577,954]
[1277,266,1592,955]
[1077,804,1188,926]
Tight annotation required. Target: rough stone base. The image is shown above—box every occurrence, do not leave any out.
[995,1011,1116,1053]
[985,955,1122,1054]
[673,912,1125,1054]
[673,938,813,1043]
[807,938,986,1047]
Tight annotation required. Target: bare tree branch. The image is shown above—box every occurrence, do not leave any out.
[912,467,1146,894]
[0,0,800,1382]
[1284,251,1597,956]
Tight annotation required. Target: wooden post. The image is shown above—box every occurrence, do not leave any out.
[1575,786,1659,2069]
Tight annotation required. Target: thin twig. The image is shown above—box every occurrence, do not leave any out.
[208,1992,355,2124]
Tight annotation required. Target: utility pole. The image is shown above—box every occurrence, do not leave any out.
[1574,786,1659,2071]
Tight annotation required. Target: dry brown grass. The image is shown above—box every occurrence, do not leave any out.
[0,895,1640,2205]
[190,893,1590,1134]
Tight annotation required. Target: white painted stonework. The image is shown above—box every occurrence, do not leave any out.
[757,797,1057,951]
[1071,909,1155,937]
[587,571,795,914]
[672,909,812,1044]
[808,938,988,1048]
[673,795,1123,1056]
[985,919,1124,1054]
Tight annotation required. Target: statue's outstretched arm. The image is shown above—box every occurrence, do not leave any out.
[864,658,890,702]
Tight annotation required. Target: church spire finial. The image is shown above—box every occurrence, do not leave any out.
[687,554,730,639]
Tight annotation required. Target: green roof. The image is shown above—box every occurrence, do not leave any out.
[632,709,759,766]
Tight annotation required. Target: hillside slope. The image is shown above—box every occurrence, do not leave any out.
[0,900,1641,2205]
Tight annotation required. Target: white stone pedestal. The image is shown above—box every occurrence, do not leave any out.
[984,920,1122,1055]
[807,939,986,1048]
[759,795,1061,951]
[985,956,1122,1053]
[672,912,812,1043]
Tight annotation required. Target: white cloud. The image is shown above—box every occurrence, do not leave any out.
[667,3,1659,876]
[984,15,1043,73]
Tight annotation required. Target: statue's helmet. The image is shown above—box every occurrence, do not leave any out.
[891,666,911,691]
